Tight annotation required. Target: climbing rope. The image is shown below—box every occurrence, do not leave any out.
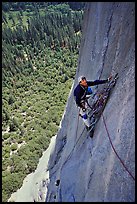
[59,108,85,170]
[102,113,135,181]
[86,75,135,181]
[87,97,135,181]
[65,72,134,187]
[99,72,134,181]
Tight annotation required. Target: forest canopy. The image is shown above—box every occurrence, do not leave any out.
[2,2,85,202]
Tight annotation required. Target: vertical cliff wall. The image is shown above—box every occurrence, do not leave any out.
[46,2,135,202]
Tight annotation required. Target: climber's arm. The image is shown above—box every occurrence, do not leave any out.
[87,79,109,86]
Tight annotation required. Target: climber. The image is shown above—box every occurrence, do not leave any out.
[74,75,112,129]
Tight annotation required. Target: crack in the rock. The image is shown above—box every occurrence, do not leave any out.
[99,4,115,79]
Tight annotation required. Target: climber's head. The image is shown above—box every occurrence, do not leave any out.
[78,76,88,87]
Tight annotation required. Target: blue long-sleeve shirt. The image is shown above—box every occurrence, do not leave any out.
[74,79,108,107]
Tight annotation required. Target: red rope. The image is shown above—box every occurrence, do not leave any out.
[97,58,135,180]
[78,71,134,181]
[102,113,135,181]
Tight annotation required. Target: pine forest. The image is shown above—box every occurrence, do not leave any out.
[2,2,85,202]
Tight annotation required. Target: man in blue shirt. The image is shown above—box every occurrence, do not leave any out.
[74,75,112,128]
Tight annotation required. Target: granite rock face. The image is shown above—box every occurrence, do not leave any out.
[46,2,135,202]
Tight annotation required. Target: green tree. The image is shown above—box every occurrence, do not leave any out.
[9,117,19,132]
[8,95,15,105]
[11,143,18,151]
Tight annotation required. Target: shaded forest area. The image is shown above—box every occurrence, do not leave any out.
[2,2,85,202]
